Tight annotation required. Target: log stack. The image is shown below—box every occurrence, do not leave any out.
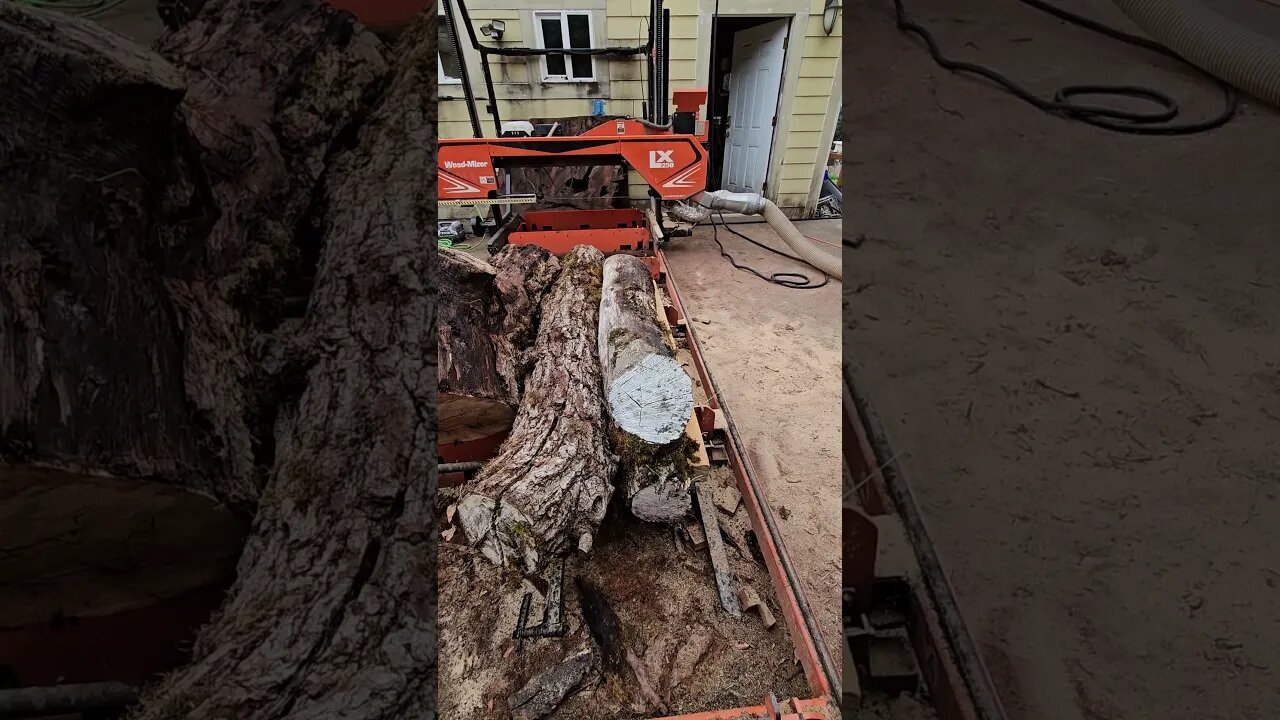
[454,245,617,574]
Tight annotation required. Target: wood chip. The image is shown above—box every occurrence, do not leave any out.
[714,483,741,516]
[626,648,667,714]
[684,520,707,550]
[737,585,776,629]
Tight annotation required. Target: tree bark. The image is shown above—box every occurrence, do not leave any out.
[130,9,436,720]
[598,254,693,444]
[456,245,617,575]
[594,255,694,522]
[0,0,388,510]
[437,245,559,445]
[3,2,440,719]
[438,248,517,444]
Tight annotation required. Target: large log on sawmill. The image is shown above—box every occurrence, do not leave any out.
[510,116,629,209]
[2,2,439,717]
[438,245,560,445]
[598,254,697,522]
[599,255,694,442]
[455,245,617,574]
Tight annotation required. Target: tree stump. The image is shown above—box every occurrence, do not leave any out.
[455,245,617,574]
[598,254,693,444]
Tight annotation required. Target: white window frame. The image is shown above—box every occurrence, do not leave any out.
[533,10,597,83]
[439,2,461,85]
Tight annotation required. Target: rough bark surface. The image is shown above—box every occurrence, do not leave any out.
[491,244,562,386]
[0,0,388,510]
[2,2,439,719]
[599,254,693,444]
[0,3,250,502]
[438,248,518,444]
[456,246,617,575]
[507,649,595,720]
[438,244,560,444]
[129,10,436,720]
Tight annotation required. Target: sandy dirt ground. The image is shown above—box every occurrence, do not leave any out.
[846,1,1280,719]
[664,219,844,671]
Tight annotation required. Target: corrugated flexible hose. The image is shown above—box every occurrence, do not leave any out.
[694,191,843,281]
[1109,0,1280,108]
[759,199,842,280]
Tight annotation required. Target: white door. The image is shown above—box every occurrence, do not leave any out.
[723,18,789,194]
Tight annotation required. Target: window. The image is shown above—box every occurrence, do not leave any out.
[439,6,462,84]
[534,10,595,82]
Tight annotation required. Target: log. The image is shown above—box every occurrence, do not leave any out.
[456,245,616,574]
[438,245,560,444]
[612,431,696,523]
[0,0,388,509]
[597,254,695,522]
[598,254,693,443]
[130,9,436,720]
[507,649,595,720]
[438,248,516,443]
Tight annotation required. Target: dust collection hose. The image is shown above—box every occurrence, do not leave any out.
[1109,0,1280,110]
[693,191,843,280]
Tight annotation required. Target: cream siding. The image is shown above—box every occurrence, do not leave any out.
[440,0,841,216]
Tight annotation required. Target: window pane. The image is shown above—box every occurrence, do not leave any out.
[567,14,590,49]
[567,14,592,78]
[438,22,461,79]
[541,17,564,49]
[541,16,566,76]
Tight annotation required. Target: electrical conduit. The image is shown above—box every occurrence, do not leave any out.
[1109,0,1280,108]
[694,191,843,280]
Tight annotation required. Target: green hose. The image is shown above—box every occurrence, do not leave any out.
[1110,0,1280,108]
[437,237,473,251]
[16,0,127,18]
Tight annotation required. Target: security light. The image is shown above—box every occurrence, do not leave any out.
[823,0,840,36]
[480,20,506,40]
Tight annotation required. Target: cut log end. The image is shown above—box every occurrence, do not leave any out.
[605,354,693,444]
[629,480,693,523]
[438,392,515,445]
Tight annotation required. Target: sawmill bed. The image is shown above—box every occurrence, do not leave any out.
[436,471,809,719]
[437,249,839,719]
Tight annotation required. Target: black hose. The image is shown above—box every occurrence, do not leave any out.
[893,0,1238,135]
[709,212,828,290]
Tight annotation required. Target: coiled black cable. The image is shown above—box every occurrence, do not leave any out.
[710,212,829,290]
[894,0,1239,134]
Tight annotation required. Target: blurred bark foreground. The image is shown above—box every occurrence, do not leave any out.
[0,2,437,718]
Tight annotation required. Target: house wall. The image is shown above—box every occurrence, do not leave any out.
[439,0,841,215]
